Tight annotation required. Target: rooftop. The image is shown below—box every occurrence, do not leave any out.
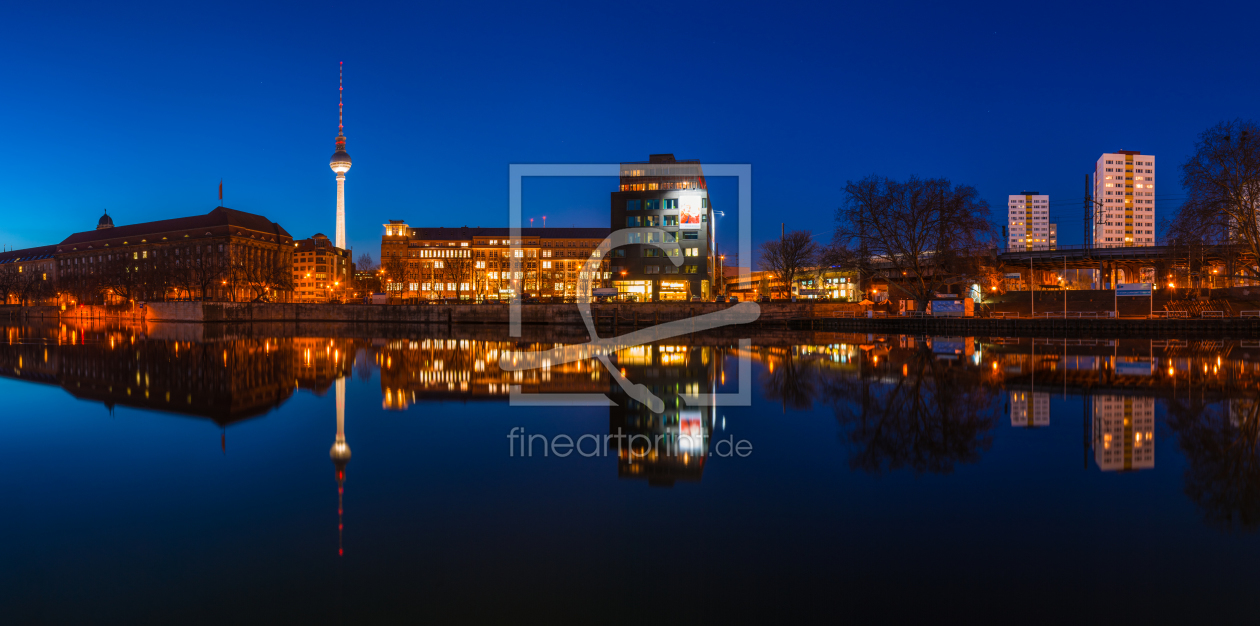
[0,245,57,264]
[399,227,613,240]
[58,206,292,250]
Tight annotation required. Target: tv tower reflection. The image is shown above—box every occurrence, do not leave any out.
[331,377,350,556]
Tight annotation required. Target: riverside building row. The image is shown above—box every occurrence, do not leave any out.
[381,154,718,302]
[2,206,351,305]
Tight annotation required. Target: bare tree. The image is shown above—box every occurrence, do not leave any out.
[0,263,19,304]
[759,230,819,299]
[1169,119,1260,283]
[381,254,408,302]
[836,175,993,305]
[356,252,377,273]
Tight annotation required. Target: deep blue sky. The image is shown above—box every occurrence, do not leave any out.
[3,1,1258,266]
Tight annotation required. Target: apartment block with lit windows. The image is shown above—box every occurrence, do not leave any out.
[1007,192,1053,251]
[1093,151,1156,247]
[610,154,715,301]
[379,223,611,301]
[293,233,350,303]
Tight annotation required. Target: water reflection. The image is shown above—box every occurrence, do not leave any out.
[787,337,1000,475]
[7,323,1260,531]
[609,345,722,486]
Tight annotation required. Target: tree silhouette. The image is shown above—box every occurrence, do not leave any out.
[1166,392,1260,531]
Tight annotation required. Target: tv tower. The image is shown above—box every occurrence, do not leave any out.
[329,62,352,250]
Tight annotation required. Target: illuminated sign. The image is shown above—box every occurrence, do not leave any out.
[660,281,687,290]
[1117,282,1153,297]
[679,195,704,230]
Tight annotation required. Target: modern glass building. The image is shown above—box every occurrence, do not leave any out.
[609,154,715,301]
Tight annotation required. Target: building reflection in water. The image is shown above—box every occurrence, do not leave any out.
[608,345,720,487]
[0,323,296,430]
[1091,396,1155,472]
[374,338,609,410]
[1010,392,1050,428]
[10,323,1260,529]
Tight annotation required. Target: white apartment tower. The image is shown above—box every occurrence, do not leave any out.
[1007,192,1051,251]
[1093,151,1155,248]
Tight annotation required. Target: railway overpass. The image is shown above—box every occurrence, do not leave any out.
[995,242,1256,288]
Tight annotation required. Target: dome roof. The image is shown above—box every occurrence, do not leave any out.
[96,211,114,230]
[330,149,352,167]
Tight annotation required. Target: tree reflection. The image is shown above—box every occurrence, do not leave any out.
[762,347,818,411]
[1166,393,1260,531]
[819,346,997,475]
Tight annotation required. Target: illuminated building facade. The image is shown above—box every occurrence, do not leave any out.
[1093,151,1156,248]
[1007,192,1052,251]
[0,245,58,304]
[379,224,610,301]
[1092,395,1155,471]
[293,233,350,303]
[610,154,716,301]
[55,207,294,303]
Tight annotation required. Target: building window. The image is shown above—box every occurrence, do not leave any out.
[542,261,552,269]
[627,233,642,244]
[644,265,660,274]
[626,200,640,211]
[645,199,659,211]
[663,215,678,226]
[685,248,699,257]
[683,266,698,274]
[683,232,698,240]
[626,216,641,227]
[663,199,678,210]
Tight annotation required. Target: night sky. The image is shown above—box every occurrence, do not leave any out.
[4,1,1258,266]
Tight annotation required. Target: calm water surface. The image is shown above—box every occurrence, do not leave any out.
[3,322,1260,623]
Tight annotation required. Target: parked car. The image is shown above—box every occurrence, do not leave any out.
[690,296,702,302]
[728,295,739,303]
[759,295,771,303]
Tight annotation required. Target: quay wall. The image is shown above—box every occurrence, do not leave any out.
[7,302,1260,337]
[142,301,867,324]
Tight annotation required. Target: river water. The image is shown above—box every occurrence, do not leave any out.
[2,322,1259,623]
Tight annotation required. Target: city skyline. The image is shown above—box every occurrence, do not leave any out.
[4,2,1259,262]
